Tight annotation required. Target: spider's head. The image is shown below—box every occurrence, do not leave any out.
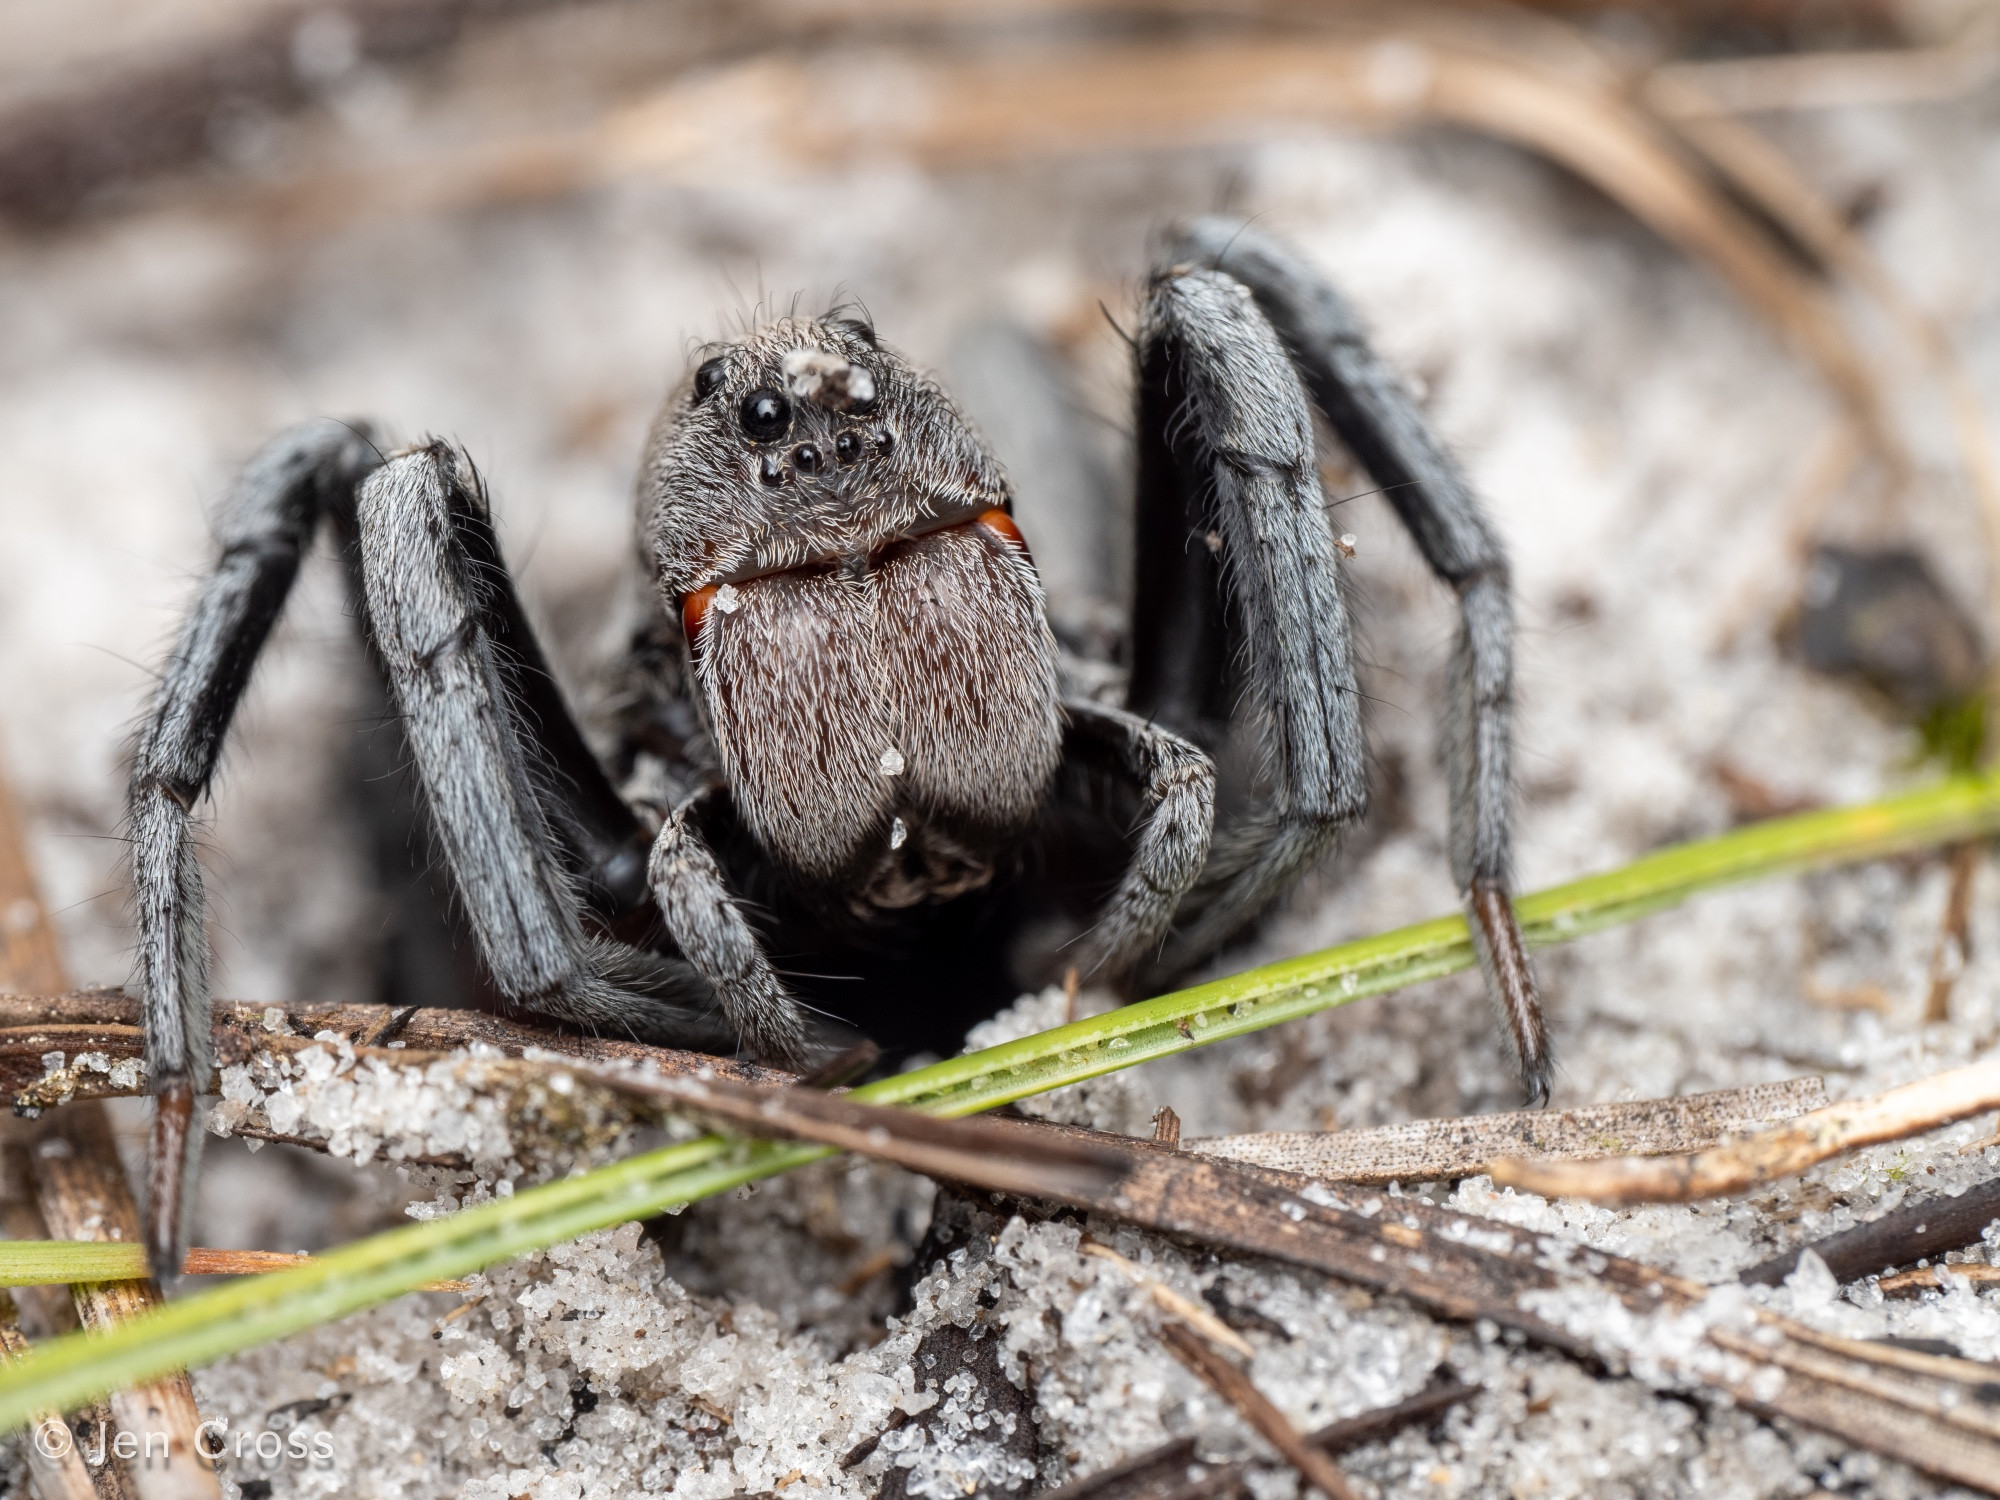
[635,314,1062,899]
[638,315,1012,600]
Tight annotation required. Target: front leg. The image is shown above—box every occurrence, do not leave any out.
[129,418,380,1267]
[358,443,727,1049]
[1064,701,1216,980]
[1171,218,1549,1102]
[648,790,815,1069]
[1129,265,1372,984]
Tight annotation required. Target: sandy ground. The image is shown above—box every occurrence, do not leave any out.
[4,15,2000,1497]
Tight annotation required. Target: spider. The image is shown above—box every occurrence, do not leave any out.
[128,219,1544,1266]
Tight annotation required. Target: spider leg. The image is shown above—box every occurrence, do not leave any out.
[128,419,381,1266]
[1063,700,1216,978]
[1127,263,1370,985]
[1171,219,1550,1103]
[355,443,732,1049]
[647,786,814,1070]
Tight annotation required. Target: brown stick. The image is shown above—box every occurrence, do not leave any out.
[1490,1059,2000,1203]
[0,1290,102,1500]
[1876,1264,2000,1298]
[0,991,785,1112]
[0,760,217,1500]
[1924,842,1982,1022]
[1031,1380,1477,1500]
[1156,1322,1358,1500]
[1741,1175,2000,1286]
[1191,1077,1826,1185]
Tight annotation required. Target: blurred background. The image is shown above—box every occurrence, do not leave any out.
[4,0,2000,1125]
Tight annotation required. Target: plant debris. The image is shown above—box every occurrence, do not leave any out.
[1156,1321,1357,1500]
[1742,1174,2000,1286]
[644,1068,2000,1492]
[1188,1077,1827,1185]
[1490,1056,2000,1203]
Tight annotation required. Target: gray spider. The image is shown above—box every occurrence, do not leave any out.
[128,219,1543,1267]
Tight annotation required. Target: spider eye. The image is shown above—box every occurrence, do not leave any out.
[739,388,792,442]
[693,358,727,402]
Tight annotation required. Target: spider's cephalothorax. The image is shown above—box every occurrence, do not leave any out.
[128,221,1547,1271]
[640,317,1063,911]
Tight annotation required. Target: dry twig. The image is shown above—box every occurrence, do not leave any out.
[1156,1321,1358,1500]
[1081,1242,1253,1358]
[1924,842,1983,1022]
[0,990,784,1115]
[1190,1078,1825,1184]
[0,1290,99,1500]
[1032,1379,1477,1500]
[1490,1058,2000,1203]
[1648,16,2000,114]
[1742,1175,2000,1287]
[1877,1263,2000,1298]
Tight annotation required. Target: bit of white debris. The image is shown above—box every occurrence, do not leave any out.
[889,816,908,851]
[878,746,905,778]
[1334,533,1358,557]
[711,582,741,615]
[782,348,877,411]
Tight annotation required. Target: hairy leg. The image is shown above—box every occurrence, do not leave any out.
[646,787,815,1070]
[1128,264,1370,985]
[1171,218,1549,1101]
[356,442,729,1049]
[1062,700,1216,979]
[128,418,381,1265]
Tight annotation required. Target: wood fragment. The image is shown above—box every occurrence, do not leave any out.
[839,1407,910,1470]
[1647,20,2000,115]
[1156,1322,1358,1500]
[0,758,216,1500]
[1151,1106,1181,1147]
[0,991,787,1114]
[646,1071,1131,1205]
[1031,1379,1476,1500]
[1924,842,1982,1022]
[1191,1078,1825,1185]
[1741,1175,2000,1286]
[1490,1059,2000,1203]
[1876,1263,2000,1298]
[0,1138,117,1500]
[0,1289,101,1500]
[1081,1241,1252,1358]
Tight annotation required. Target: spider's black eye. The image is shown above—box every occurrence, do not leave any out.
[739,389,792,442]
[874,428,896,458]
[834,431,864,465]
[693,358,727,402]
[793,443,823,474]
[760,453,789,487]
